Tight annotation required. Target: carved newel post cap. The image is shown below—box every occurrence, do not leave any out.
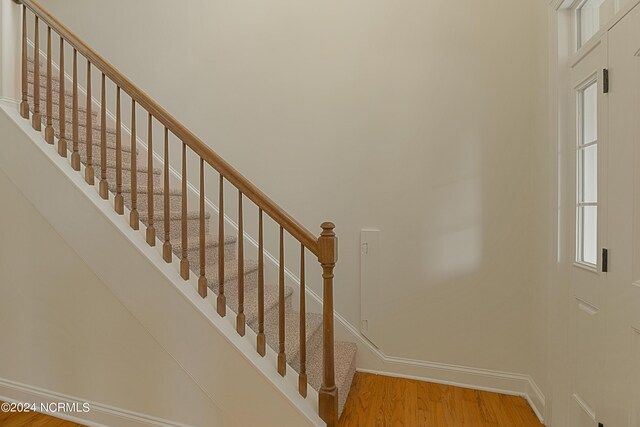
[321,222,335,235]
[319,222,337,264]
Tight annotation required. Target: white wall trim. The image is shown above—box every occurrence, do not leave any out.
[0,378,192,427]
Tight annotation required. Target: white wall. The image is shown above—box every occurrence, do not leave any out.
[0,168,228,426]
[31,0,551,409]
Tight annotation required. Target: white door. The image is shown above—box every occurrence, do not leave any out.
[602,4,640,426]
[567,34,608,427]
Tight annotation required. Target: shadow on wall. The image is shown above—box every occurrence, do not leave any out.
[422,136,483,283]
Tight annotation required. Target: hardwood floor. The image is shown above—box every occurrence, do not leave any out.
[1,374,544,427]
[339,373,544,427]
[0,403,84,427]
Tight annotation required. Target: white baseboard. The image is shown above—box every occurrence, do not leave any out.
[0,377,192,427]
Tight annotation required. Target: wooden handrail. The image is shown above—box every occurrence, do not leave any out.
[20,0,319,255]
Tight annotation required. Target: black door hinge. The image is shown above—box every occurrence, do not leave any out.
[599,423,604,427]
[602,248,608,272]
[603,69,609,93]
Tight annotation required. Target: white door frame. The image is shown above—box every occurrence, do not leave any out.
[548,0,640,425]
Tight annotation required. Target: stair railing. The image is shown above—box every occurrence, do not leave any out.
[14,0,339,424]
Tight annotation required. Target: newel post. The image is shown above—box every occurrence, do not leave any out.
[318,222,338,426]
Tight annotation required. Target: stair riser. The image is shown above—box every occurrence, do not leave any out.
[208,266,259,300]
[103,168,161,194]
[27,67,101,126]
[123,192,184,214]
[31,111,127,153]
[185,240,237,274]
[290,323,323,373]
[141,215,207,242]
[26,77,72,107]
[27,91,97,128]
[72,143,136,172]
[27,69,70,100]
[28,99,118,142]
[246,293,293,342]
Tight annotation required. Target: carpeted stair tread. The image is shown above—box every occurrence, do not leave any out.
[27,78,124,144]
[62,141,138,171]
[27,92,98,129]
[122,185,181,196]
[212,263,293,328]
[260,310,323,369]
[138,211,208,243]
[138,209,205,222]
[204,258,258,289]
[27,70,73,102]
[171,232,236,252]
[27,107,132,154]
[135,194,195,218]
[90,157,158,174]
[307,341,357,415]
[25,78,121,141]
[122,193,185,218]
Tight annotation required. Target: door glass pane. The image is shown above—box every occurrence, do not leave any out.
[582,82,597,144]
[580,144,597,203]
[576,80,598,267]
[578,0,606,48]
[579,206,598,265]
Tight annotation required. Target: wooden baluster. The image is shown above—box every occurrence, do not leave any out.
[19,5,29,120]
[318,222,338,427]
[85,61,94,184]
[71,49,80,170]
[299,243,307,397]
[180,142,189,280]
[198,158,207,298]
[44,26,54,144]
[146,113,156,245]
[217,175,226,317]
[57,37,67,157]
[114,87,124,214]
[236,191,245,336]
[32,15,41,131]
[130,99,139,230]
[163,127,172,262]
[278,226,286,376]
[98,73,108,199]
[257,208,266,356]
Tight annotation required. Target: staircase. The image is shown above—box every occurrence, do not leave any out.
[12,0,357,425]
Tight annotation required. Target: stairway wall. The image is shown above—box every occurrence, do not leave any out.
[0,168,229,427]
[22,0,552,420]
[0,102,321,427]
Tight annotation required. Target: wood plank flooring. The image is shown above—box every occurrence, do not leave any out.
[339,373,544,427]
[1,374,544,427]
[0,403,84,427]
